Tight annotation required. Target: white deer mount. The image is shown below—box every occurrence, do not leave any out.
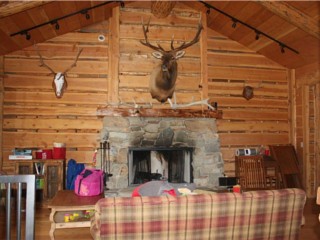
[35,47,83,98]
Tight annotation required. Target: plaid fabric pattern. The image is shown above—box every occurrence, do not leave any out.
[90,188,306,240]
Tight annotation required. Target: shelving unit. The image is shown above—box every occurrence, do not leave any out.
[15,159,65,201]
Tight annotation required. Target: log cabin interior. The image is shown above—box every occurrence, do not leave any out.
[0,1,319,239]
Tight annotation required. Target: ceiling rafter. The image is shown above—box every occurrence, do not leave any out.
[0,1,53,19]
[256,1,320,40]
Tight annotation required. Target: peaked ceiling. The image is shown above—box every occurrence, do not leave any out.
[0,1,319,69]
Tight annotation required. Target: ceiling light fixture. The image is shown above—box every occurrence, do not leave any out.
[255,31,260,40]
[21,31,31,40]
[25,32,31,40]
[200,0,299,54]
[231,19,237,28]
[81,10,90,20]
[51,21,60,30]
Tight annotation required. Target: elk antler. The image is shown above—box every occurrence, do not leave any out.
[140,17,203,53]
[173,19,203,52]
[168,93,216,111]
[62,48,83,74]
[140,17,166,52]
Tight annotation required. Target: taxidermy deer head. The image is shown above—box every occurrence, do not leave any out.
[242,86,254,100]
[140,18,203,103]
[36,48,83,98]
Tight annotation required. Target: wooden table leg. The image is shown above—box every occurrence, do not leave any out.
[49,208,56,240]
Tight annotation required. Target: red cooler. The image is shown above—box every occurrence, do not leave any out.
[53,142,66,159]
[36,149,53,159]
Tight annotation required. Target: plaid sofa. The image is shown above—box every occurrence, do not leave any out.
[91,188,306,240]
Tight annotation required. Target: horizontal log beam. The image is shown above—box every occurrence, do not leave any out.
[97,106,223,119]
[256,1,320,39]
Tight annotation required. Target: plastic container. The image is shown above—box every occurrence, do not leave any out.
[36,149,53,159]
[53,142,66,159]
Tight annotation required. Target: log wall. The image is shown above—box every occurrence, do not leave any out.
[295,63,320,197]
[207,29,289,176]
[117,2,204,106]
[1,2,295,186]
[1,21,108,172]
[0,56,3,169]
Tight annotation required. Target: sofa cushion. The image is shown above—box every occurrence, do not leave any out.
[91,188,306,240]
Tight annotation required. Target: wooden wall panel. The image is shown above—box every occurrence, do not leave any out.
[1,21,109,172]
[207,29,289,177]
[295,62,320,197]
[118,2,203,108]
[0,56,3,169]
[0,2,297,188]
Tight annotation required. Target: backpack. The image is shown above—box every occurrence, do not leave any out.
[66,159,85,190]
[74,169,104,196]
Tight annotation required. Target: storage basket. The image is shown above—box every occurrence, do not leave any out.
[151,1,176,18]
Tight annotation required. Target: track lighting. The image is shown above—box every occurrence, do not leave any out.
[51,21,60,30]
[232,19,237,28]
[21,31,31,40]
[81,10,90,20]
[10,1,123,40]
[255,31,260,40]
[199,0,299,54]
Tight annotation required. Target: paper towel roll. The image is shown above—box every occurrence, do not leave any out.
[236,149,245,156]
[245,148,258,156]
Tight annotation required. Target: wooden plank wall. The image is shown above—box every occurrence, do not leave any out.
[117,2,203,107]
[206,29,289,176]
[1,21,108,173]
[0,57,3,169]
[295,63,320,197]
[1,2,293,182]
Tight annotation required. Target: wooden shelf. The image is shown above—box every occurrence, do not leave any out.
[97,106,223,119]
[15,159,65,200]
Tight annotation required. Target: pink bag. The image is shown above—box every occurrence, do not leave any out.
[74,169,104,196]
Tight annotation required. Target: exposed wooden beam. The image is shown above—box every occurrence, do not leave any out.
[296,62,320,87]
[0,1,53,19]
[256,1,320,39]
[108,6,120,104]
[97,106,223,119]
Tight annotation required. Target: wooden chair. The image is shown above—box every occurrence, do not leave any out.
[235,155,268,190]
[317,187,320,222]
[0,174,36,240]
[269,144,302,188]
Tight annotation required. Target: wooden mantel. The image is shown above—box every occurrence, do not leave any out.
[97,106,223,119]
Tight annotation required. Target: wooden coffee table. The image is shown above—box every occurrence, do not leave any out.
[48,190,103,240]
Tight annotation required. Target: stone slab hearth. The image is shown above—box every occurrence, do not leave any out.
[100,116,224,189]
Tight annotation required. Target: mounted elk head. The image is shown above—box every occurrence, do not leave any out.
[36,47,83,98]
[140,18,203,103]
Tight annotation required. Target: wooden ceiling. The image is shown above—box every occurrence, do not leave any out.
[0,1,319,69]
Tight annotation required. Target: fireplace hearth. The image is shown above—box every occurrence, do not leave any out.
[100,116,224,189]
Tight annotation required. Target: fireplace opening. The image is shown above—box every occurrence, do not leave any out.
[128,147,193,186]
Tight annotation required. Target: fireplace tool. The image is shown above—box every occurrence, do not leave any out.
[100,141,112,186]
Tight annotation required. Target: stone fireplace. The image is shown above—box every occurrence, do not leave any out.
[100,116,224,189]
